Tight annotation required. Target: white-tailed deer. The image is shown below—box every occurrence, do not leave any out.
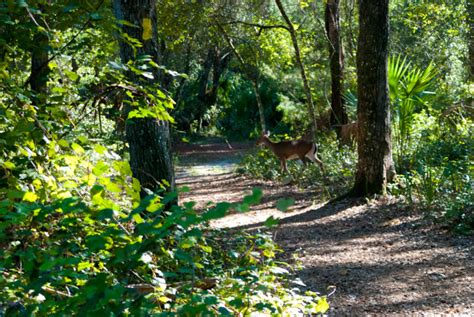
[256,131,325,173]
[340,121,358,145]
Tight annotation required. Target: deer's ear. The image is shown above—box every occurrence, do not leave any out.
[265,130,270,137]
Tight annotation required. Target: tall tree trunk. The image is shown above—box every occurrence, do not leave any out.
[194,46,231,132]
[251,77,266,133]
[113,0,175,198]
[352,0,395,196]
[325,0,348,138]
[216,22,266,132]
[468,0,474,80]
[275,0,318,141]
[30,30,49,102]
[195,47,215,131]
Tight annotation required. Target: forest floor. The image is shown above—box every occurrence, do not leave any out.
[175,139,473,316]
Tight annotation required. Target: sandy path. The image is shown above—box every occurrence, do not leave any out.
[176,140,474,315]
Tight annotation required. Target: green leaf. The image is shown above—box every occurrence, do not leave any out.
[65,70,79,81]
[276,198,294,212]
[105,181,122,193]
[202,202,231,220]
[77,135,88,144]
[315,297,329,313]
[263,216,280,228]
[93,161,109,176]
[23,191,38,202]
[94,144,108,155]
[180,237,197,249]
[58,139,69,148]
[2,161,15,169]
[217,307,233,316]
[71,142,84,154]
[199,245,212,253]
[243,187,263,205]
[235,202,249,213]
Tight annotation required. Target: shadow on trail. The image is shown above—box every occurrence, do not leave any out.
[176,139,473,315]
[232,199,473,315]
[235,199,359,231]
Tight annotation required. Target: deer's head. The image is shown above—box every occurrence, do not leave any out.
[255,131,271,146]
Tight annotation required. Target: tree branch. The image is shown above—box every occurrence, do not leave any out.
[223,20,289,32]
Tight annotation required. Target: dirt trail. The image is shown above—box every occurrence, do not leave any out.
[176,140,474,315]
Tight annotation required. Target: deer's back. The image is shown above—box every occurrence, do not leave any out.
[273,139,313,158]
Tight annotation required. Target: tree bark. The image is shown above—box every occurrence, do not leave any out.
[113,0,175,198]
[325,0,348,138]
[195,46,231,131]
[30,30,49,101]
[468,0,474,80]
[216,22,266,132]
[275,0,318,141]
[352,0,395,196]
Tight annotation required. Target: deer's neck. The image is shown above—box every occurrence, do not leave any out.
[263,137,278,151]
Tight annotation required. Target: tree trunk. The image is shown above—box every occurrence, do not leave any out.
[216,22,267,132]
[352,0,394,196]
[251,78,266,133]
[468,0,474,80]
[325,0,348,138]
[275,0,318,141]
[194,46,231,132]
[30,30,49,102]
[113,0,175,198]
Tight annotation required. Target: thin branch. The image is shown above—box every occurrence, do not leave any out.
[223,20,289,32]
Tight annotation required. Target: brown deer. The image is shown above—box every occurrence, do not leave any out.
[256,131,325,173]
[340,121,358,145]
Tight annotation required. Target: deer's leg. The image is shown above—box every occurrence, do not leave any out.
[299,155,309,166]
[280,159,288,173]
[306,151,325,173]
[314,154,325,172]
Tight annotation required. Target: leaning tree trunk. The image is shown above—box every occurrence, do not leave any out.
[195,46,231,132]
[275,0,318,141]
[30,30,49,103]
[216,22,267,132]
[352,0,395,196]
[325,0,348,138]
[113,0,175,197]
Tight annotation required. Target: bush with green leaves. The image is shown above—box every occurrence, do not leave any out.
[389,114,473,234]
[0,85,328,315]
[0,182,330,316]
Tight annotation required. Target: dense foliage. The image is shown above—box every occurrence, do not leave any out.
[0,0,333,315]
[0,0,472,314]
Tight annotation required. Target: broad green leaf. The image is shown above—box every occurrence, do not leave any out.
[77,135,88,144]
[93,161,109,176]
[203,202,231,220]
[276,198,294,212]
[243,187,263,205]
[94,144,108,154]
[315,297,330,313]
[23,191,38,202]
[199,245,212,253]
[106,181,122,193]
[71,142,84,154]
[264,216,280,228]
[58,139,69,148]
[2,161,15,169]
